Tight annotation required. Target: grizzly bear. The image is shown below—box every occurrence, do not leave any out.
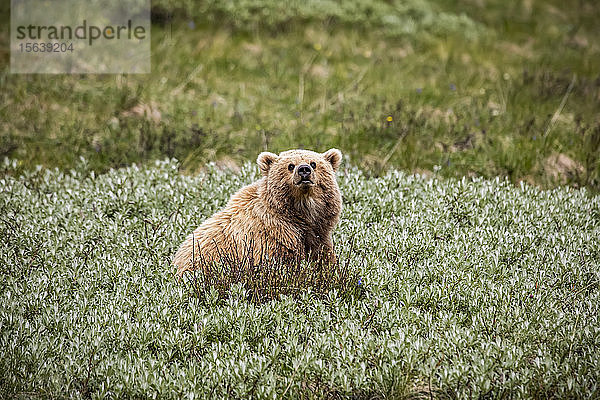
[173,148,343,277]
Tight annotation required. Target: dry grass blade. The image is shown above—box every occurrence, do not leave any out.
[182,241,361,304]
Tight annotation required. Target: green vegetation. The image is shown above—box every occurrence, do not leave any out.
[1,160,599,398]
[187,252,361,304]
[1,1,599,397]
[1,0,599,190]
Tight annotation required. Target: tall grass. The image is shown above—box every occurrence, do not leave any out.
[1,0,599,190]
[184,251,361,304]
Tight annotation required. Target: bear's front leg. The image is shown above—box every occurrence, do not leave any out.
[307,235,336,265]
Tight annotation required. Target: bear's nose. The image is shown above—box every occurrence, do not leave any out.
[297,164,312,179]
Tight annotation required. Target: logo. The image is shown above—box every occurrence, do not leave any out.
[11,0,150,74]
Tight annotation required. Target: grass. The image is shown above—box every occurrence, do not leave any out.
[1,159,599,398]
[185,250,361,304]
[1,0,599,190]
[1,1,599,396]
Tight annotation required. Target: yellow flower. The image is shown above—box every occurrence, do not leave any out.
[313,43,322,51]
[386,116,393,122]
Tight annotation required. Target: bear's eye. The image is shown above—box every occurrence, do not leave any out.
[310,161,317,169]
[288,163,295,172]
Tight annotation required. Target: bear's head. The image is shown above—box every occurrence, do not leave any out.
[256,149,342,213]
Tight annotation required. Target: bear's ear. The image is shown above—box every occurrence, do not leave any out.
[257,152,279,175]
[322,148,342,171]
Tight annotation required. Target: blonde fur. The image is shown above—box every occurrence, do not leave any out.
[173,149,343,277]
